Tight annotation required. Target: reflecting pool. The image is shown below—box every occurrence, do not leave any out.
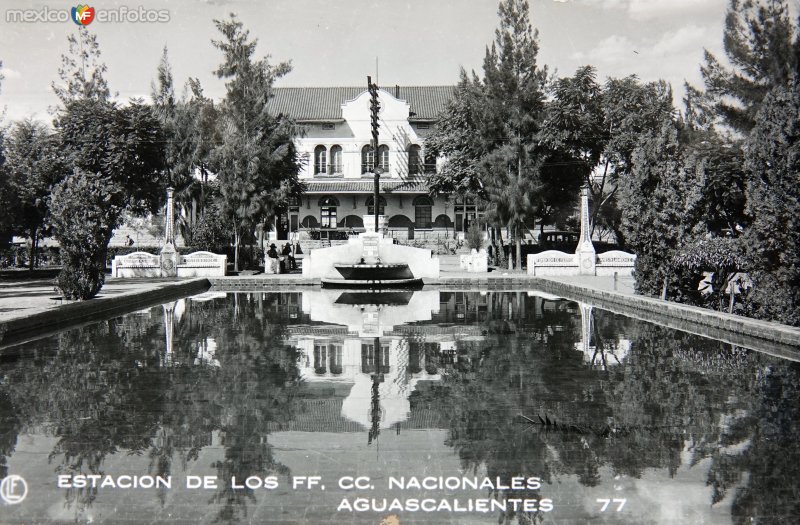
[0,290,798,524]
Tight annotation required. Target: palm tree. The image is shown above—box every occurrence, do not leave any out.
[485,149,541,270]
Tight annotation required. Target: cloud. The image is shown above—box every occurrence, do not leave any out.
[1,67,22,79]
[570,34,635,64]
[651,25,707,57]
[571,25,711,66]
[627,0,726,20]
[580,0,726,21]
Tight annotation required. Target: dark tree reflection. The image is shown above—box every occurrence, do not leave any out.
[0,292,302,523]
[411,294,800,524]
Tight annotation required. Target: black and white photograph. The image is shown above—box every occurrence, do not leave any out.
[0,0,798,523]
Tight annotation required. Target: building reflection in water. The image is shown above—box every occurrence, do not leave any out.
[293,290,446,436]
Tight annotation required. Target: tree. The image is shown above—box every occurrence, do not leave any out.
[50,169,122,299]
[427,70,487,198]
[619,120,699,300]
[482,0,549,269]
[211,14,302,270]
[620,114,751,305]
[53,99,164,299]
[51,27,111,103]
[741,84,800,326]
[4,120,63,269]
[176,79,221,243]
[541,67,607,228]
[0,61,13,250]
[541,68,676,247]
[48,28,164,298]
[429,0,549,269]
[150,47,204,244]
[697,0,800,133]
[0,61,14,250]
[150,47,178,184]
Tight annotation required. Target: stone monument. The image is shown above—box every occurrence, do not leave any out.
[576,184,597,275]
[160,187,179,277]
[527,185,636,276]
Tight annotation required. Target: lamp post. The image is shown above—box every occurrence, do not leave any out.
[368,76,381,232]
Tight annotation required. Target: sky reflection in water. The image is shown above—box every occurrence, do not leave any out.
[0,290,797,524]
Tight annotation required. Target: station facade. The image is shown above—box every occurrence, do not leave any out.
[267,85,483,243]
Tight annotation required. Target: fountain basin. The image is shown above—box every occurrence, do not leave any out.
[321,263,422,289]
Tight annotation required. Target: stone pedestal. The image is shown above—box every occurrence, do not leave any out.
[359,231,381,263]
[160,243,178,277]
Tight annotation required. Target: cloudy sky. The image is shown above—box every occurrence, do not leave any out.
[0,0,730,123]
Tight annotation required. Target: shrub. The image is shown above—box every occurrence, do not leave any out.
[466,222,484,251]
[58,257,105,300]
[50,170,119,300]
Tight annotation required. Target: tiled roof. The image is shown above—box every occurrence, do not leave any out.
[268,86,455,121]
[304,177,430,194]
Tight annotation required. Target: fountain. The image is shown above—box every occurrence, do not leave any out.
[319,226,424,288]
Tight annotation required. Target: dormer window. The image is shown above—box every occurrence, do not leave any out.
[314,145,327,175]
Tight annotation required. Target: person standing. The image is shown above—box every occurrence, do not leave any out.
[267,244,279,274]
[281,243,295,271]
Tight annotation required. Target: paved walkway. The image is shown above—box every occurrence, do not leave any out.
[0,274,187,322]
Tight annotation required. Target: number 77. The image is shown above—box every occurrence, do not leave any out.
[597,498,627,511]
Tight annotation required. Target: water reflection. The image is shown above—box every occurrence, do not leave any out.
[0,290,797,524]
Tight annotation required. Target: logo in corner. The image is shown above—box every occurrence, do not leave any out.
[0,475,27,505]
[71,4,95,25]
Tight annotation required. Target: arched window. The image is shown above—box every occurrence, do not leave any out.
[413,196,433,229]
[301,215,319,229]
[361,145,375,173]
[433,214,454,228]
[408,145,422,175]
[330,145,343,174]
[366,196,387,215]
[378,145,389,171]
[423,152,437,173]
[319,196,339,228]
[314,145,327,175]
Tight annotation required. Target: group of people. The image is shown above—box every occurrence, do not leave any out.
[265,242,301,274]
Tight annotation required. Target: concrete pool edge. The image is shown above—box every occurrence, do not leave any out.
[1,274,797,359]
[0,278,211,348]
[528,276,800,360]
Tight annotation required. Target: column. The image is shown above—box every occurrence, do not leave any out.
[575,185,596,275]
[160,187,178,277]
